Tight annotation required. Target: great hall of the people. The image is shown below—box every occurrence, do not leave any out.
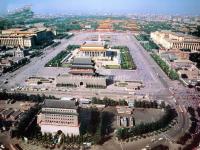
[0,27,54,48]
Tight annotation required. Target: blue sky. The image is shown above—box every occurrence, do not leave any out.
[1,0,200,15]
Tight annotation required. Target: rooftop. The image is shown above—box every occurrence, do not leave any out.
[43,99,77,109]
[72,57,94,65]
[154,30,200,42]
[82,41,105,47]
[0,27,47,37]
[174,59,194,63]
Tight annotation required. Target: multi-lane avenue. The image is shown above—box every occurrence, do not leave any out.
[1,31,198,149]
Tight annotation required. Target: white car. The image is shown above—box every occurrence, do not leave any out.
[145,145,150,148]
[151,138,156,142]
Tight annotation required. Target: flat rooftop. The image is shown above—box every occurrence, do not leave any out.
[43,99,77,109]
[82,41,105,47]
[72,57,94,65]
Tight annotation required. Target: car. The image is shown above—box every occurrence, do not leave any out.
[158,137,163,141]
[0,145,5,150]
[145,145,150,148]
[151,138,156,142]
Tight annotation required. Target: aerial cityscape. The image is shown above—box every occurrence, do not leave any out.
[0,0,200,150]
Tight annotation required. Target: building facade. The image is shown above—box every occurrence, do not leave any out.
[37,99,80,136]
[78,40,121,68]
[79,41,106,57]
[151,31,200,52]
[0,35,35,48]
[0,27,53,48]
[56,75,107,88]
[69,57,96,76]
[57,57,107,88]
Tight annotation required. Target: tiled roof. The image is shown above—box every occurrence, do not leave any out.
[72,58,94,65]
[43,99,77,109]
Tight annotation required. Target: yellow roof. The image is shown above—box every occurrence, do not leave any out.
[80,46,106,51]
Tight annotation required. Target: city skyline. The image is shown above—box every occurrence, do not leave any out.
[1,0,200,15]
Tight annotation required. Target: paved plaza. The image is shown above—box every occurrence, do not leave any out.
[0,32,172,100]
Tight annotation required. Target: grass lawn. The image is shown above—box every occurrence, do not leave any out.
[45,45,80,67]
[119,46,137,70]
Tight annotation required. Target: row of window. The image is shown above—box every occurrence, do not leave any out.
[45,114,75,117]
[45,118,74,121]
[45,120,75,124]
[43,108,76,113]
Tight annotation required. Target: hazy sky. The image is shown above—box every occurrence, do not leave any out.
[1,0,200,15]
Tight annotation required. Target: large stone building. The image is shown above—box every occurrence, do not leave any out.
[56,58,107,88]
[0,27,53,48]
[69,57,96,76]
[78,38,121,68]
[57,74,107,88]
[79,40,106,58]
[150,30,200,52]
[37,99,80,136]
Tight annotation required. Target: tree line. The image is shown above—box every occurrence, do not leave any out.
[11,104,41,138]
[91,97,128,107]
[134,100,166,109]
[0,92,56,102]
[151,53,179,80]
[112,46,137,70]
[2,58,30,73]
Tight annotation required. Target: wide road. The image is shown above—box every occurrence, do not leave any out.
[1,31,191,150]
[0,33,92,89]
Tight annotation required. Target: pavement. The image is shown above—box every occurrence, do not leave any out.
[1,31,199,150]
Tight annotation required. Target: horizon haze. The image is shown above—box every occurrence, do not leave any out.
[0,0,200,16]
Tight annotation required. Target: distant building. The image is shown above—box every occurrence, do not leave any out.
[125,21,139,31]
[96,19,113,32]
[172,59,195,69]
[37,99,80,136]
[151,30,200,52]
[159,49,190,60]
[0,27,53,48]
